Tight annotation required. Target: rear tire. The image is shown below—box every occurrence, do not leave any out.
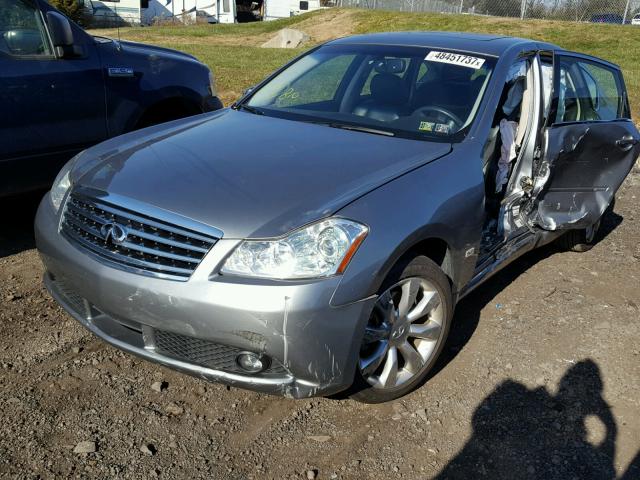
[557,221,600,252]
[557,198,614,252]
[350,255,453,404]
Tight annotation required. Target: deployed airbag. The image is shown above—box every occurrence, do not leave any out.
[496,119,518,193]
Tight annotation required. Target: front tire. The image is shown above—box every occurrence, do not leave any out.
[350,255,453,404]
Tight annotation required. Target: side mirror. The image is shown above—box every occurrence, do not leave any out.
[46,11,74,57]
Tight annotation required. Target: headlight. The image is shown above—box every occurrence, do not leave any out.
[221,218,368,279]
[50,158,75,213]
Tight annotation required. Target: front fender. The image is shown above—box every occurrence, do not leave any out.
[331,148,485,307]
[96,40,212,135]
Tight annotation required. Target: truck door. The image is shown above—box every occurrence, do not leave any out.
[0,0,107,195]
[529,53,640,231]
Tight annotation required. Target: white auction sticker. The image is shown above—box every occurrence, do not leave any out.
[425,51,485,69]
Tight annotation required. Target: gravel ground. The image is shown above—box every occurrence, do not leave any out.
[1,168,639,480]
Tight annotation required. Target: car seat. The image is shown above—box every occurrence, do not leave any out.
[352,73,409,122]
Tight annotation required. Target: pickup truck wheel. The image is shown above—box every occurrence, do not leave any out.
[350,255,452,404]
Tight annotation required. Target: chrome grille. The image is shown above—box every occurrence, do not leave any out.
[61,193,219,280]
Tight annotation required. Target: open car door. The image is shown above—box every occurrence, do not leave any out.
[529,53,640,231]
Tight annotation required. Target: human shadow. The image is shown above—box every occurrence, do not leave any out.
[434,359,639,479]
[0,190,44,258]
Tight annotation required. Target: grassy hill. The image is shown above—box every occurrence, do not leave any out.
[92,9,640,115]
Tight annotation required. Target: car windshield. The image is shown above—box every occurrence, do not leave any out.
[244,44,496,141]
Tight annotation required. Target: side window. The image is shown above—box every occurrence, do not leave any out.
[0,0,52,57]
[275,54,355,108]
[579,62,622,121]
[555,66,581,123]
[553,56,624,124]
[417,62,429,83]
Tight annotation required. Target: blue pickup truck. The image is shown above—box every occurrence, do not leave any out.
[0,0,223,197]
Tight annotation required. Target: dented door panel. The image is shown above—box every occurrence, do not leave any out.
[533,121,639,230]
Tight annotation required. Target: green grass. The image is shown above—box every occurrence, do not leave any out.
[174,45,302,102]
[95,10,319,41]
[94,9,639,114]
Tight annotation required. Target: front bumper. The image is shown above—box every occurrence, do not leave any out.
[35,196,375,398]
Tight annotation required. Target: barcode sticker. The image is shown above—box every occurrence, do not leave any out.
[425,51,485,69]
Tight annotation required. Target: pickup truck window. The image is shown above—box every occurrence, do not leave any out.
[0,0,52,57]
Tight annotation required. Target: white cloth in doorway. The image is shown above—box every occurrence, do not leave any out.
[496,119,519,193]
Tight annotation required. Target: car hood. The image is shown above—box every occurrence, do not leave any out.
[73,109,451,239]
[107,38,201,64]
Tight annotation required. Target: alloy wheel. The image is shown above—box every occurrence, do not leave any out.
[359,277,445,390]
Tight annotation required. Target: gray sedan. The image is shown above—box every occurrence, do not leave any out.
[35,32,639,402]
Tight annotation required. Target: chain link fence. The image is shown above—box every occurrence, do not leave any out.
[336,0,640,23]
[334,0,639,115]
[336,0,460,13]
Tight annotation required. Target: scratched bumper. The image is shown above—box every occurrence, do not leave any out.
[35,197,375,398]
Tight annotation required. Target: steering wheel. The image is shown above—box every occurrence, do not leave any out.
[413,106,464,130]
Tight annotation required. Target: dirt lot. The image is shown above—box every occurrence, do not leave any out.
[1,166,639,479]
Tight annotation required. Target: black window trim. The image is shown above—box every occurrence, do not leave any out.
[0,4,56,60]
[549,51,629,126]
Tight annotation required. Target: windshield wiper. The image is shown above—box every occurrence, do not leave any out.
[234,103,264,116]
[323,122,395,137]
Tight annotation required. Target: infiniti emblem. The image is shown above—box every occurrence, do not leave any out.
[101,222,128,245]
[391,324,406,340]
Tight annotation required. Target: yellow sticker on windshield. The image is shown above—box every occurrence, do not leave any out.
[419,121,434,132]
[426,51,485,69]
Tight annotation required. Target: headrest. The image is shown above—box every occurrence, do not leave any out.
[441,64,472,82]
[370,73,409,105]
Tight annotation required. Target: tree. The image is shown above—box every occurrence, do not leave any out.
[469,0,522,17]
[48,0,85,23]
[0,3,35,28]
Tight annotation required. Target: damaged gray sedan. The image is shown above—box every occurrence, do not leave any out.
[36,32,639,402]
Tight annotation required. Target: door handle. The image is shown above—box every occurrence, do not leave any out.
[616,134,639,151]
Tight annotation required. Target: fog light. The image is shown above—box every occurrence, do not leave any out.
[236,352,268,373]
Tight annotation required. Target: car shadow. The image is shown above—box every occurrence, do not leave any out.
[432,359,640,479]
[432,244,557,377]
[337,203,626,400]
[0,191,45,259]
[432,204,623,380]
[597,202,623,241]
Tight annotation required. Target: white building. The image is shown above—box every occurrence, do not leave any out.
[83,0,323,26]
[83,0,142,25]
